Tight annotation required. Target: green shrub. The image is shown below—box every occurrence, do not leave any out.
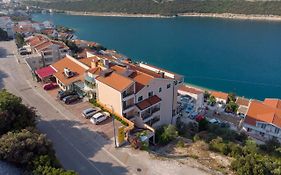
[156,125,178,145]
[176,139,185,148]
[209,137,230,155]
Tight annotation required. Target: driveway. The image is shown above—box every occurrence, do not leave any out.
[46,87,116,139]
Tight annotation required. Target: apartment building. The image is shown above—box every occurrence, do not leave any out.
[243,98,281,142]
[93,55,184,128]
[25,35,70,69]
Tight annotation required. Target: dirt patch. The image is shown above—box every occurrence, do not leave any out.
[153,139,235,175]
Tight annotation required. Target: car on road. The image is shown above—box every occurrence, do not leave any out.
[43,82,58,90]
[57,90,76,100]
[90,112,110,124]
[82,107,101,119]
[64,95,80,104]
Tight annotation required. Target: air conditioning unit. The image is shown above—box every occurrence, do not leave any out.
[64,67,74,78]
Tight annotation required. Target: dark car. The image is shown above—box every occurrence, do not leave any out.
[57,90,76,100]
[43,83,58,90]
[64,95,80,104]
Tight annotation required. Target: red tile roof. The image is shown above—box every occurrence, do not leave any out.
[236,97,250,107]
[264,99,281,109]
[136,95,161,110]
[51,56,88,85]
[178,85,203,95]
[210,91,228,101]
[96,72,134,92]
[245,100,281,128]
[88,67,102,75]
[35,66,56,79]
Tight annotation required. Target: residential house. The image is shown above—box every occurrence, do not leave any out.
[236,97,250,116]
[178,85,204,111]
[51,55,90,93]
[25,34,70,69]
[210,91,229,104]
[0,16,14,38]
[243,98,281,142]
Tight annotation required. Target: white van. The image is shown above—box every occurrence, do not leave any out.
[90,112,110,124]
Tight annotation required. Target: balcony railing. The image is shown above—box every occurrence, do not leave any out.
[122,91,134,98]
[123,104,135,110]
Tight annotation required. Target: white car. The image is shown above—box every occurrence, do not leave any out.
[82,107,101,119]
[90,112,110,124]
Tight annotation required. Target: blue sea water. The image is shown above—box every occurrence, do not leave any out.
[32,13,281,100]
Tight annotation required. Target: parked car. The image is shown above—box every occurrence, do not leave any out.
[82,107,101,119]
[18,48,31,55]
[90,112,110,124]
[64,95,80,104]
[57,90,76,100]
[208,118,221,124]
[43,83,58,90]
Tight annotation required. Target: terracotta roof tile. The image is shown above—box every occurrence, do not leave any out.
[51,56,87,85]
[245,100,281,128]
[178,85,203,95]
[96,72,134,92]
[210,91,228,101]
[236,97,250,107]
[136,95,161,110]
[88,67,102,75]
[79,57,92,67]
[264,99,281,109]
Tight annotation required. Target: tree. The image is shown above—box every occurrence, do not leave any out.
[32,155,77,175]
[207,95,216,106]
[0,28,9,41]
[203,91,210,101]
[15,33,25,48]
[198,118,208,131]
[0,90,36,135]
[156,125,178,145]
[0,128,54,166]
[227,92,236,103]
[225,101,238,113]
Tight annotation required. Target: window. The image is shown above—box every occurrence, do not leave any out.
[167,84,171,89]
[159,87,162,93]
[138,96,143,102]
[148,91,153,97]
[261,124,266,129]
[275,128,280,134]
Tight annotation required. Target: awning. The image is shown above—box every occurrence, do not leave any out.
[35,66,56,79]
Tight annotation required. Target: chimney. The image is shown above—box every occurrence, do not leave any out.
[91,59,98,68]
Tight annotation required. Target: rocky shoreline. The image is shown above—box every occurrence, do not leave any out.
[63,10,281,21]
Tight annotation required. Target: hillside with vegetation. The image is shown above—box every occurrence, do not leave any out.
[24,0,281,16]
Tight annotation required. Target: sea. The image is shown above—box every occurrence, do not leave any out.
[32,13,281,100]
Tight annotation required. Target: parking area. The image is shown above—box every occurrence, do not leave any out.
[178,94,241,130]
[43,86,117,139]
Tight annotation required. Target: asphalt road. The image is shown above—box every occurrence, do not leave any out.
[0,40,208,175]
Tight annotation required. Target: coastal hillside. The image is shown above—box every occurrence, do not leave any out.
[24,0,281,16]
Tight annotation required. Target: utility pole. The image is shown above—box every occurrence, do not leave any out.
[108,104,117,148]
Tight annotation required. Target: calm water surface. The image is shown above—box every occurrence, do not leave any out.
[32,13,281,100]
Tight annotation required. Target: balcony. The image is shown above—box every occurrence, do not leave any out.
[141,107,160,122]
[122,91,134,98]
[123,104,135,113]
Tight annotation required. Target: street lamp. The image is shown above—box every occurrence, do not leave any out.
[107,104,117,148]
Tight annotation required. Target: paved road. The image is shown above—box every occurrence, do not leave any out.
[0,41,208,175]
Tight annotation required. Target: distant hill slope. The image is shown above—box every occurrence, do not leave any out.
[24,0,281,16]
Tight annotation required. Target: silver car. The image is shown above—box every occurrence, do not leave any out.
[82,107,101,119]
